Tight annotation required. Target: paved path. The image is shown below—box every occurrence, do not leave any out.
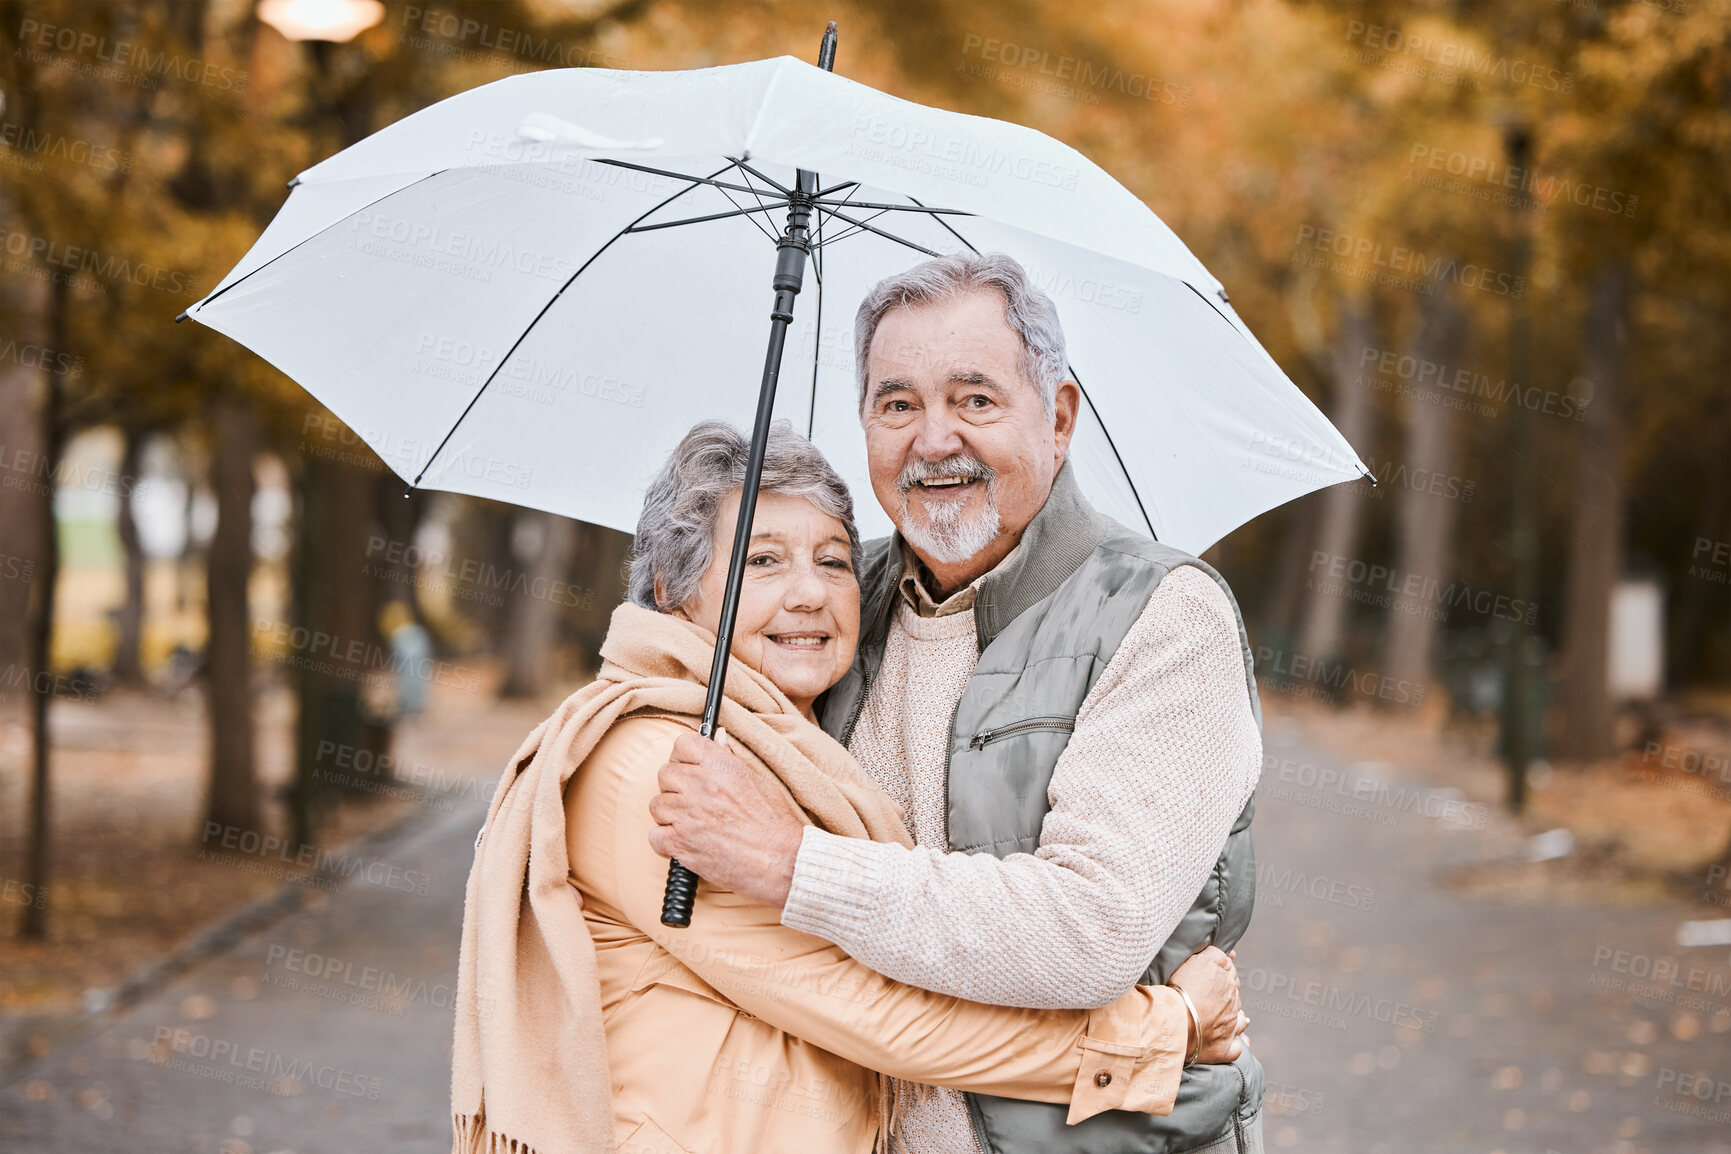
[0,794,488,1154]
[1244,716,1731,1154]
[4,718,1730,1153]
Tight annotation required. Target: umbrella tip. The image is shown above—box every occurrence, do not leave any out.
[818,22,837,72]
[173,310,189,324]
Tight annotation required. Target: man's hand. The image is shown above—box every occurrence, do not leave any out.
[1170,946,1247,1064]
[646,732,806,909]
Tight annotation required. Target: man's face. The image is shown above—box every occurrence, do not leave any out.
[861,290,1079,587]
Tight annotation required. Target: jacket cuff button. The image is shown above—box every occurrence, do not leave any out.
[1093,1071,1112,1088]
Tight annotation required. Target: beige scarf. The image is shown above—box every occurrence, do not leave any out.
[451,601,914,1154]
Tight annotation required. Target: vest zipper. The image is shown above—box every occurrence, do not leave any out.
[1232,1059,1250,1151]
[841,663,871,746]
[964,1090,994,1152]
[967,715,1076,751]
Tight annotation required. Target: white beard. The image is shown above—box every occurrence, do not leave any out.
[899,487,1002,565]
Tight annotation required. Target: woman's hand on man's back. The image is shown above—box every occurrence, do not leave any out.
[1170,946,1249,1064]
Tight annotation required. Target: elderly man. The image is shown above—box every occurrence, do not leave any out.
[649,252,1265,1154]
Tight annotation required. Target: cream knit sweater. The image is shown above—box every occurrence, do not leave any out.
[781,564,1263,1153]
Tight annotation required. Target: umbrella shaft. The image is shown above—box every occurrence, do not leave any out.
[700,312,796,736]
[663,168,819,929]
[702,168,818,736]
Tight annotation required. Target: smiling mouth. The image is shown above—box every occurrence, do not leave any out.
[767,633,830,650]
[914,476,980,493]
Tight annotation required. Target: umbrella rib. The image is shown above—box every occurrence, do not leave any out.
[813,205,943,257]
[625,204,786,233]
[909,192,979,252]
[1178,281,1374,484]
[592,158,790,201]
[411,163,731,488]
[807,183,870,245]
[186,169,450,316]
[710,173,783,245]
[913,196,1159,539]
[817,204,893,248]
[731,158,794,197]
[814,179,858,198]
[725,160,787,244]
[806,203,824,437]
[1069,365,1158,540]
[811,199,973,216]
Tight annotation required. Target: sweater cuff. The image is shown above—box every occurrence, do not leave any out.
[779,826,886,944]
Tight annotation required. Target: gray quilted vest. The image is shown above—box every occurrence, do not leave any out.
[818,463,1264,1154]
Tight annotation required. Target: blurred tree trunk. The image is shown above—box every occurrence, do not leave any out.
[500,511,578,698]
[1384,285,1468,695]
[375,472,429,620]
[112,426,147,686]
[1555,266,1630,760]
[0,280,48,700]
[19,276,69,940]
[290,450,388,841]
[568,520,633,674]
[1670,417,1729,687]
[1299,295,1376,662]
[450,503,516,644]
[1261,499,1320,653]
[205,397,259,833]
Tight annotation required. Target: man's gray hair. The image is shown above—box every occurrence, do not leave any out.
[854,251,1068,418]
[629,419,862,613]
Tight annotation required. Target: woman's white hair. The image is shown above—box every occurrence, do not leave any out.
[628,419,862,613]
[853,251,1068,418]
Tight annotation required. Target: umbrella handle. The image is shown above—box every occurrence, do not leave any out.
[660,860,700,928]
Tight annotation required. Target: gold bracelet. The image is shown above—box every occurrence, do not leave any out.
[1168,982,1203,1067]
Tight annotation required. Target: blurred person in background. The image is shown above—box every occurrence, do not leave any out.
[380,600,432,718]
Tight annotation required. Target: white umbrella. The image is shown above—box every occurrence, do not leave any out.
[182,26,1369,922]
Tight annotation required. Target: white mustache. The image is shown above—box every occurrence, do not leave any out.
[895,454,996,494]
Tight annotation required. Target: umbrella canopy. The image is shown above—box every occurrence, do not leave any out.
[185,54,1368,557]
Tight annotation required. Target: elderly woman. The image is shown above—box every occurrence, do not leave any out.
[451,421,1244,1154]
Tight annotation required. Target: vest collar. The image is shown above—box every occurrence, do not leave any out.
[971,460,1109,649]
[847,459,1109,703]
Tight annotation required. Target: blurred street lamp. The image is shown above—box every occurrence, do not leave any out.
[257,0,384,44]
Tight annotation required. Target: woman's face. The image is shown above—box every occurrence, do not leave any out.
[678,491,860,718]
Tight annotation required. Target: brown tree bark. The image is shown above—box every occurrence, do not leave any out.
[18,276,69,940]
[0,279,49,709]
[1384,285,1468,695]
[1554,266,1630,760]
[112,426,147,686]
[290,446,389,840]
[204,397,259,834]
[1260,499,1320,653]
[374,471,428,620]
[1299,295,1377,663]
[1670,418,1729,687]
[567,520,633,675]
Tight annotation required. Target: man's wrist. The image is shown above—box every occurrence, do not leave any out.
[759,819,802,910]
